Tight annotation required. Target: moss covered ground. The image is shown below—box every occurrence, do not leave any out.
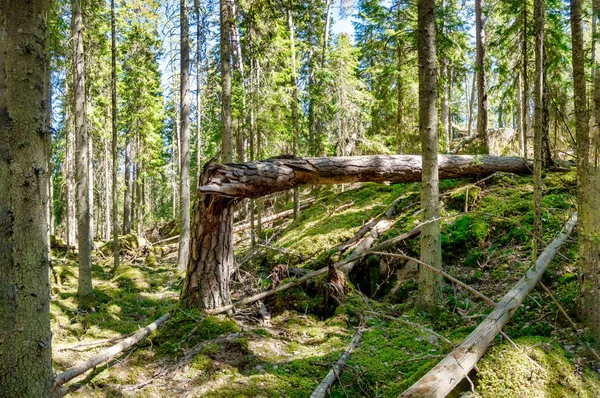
[51,169,600,396]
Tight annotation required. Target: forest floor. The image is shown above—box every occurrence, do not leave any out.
[51,169,600,397]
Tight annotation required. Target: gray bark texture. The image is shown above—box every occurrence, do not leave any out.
[220,0,233,163]
[573,0,600,341]
[533,0,544,260]
[111,0,120,270]
[73,0,94,307]
[475,0,488,149]
[199,155,532,199]
[0,0,54,395]
[178,0,191,271]
[417,0,442,311]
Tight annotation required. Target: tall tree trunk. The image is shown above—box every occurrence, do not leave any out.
[178,0,191,271]
[65,86,77,248]
[533,0,544,261]
[288,7,301,220]
[396,48,404,154]
[417,0,442,311]
[73,0,94,307]
[475,0,488,149]
[447,66,453,151]
[0,1,53,394]
[123,139,132,234]
[516,73,524,154]
[467,70,476,137]
[577,0,600,341]
[104,138,111,240]
[88,125,94,242]
[111,0,120,270]
[522,1,529,158]
[221,0,233,163]
[314,0,332,156]
[195,0,203,181]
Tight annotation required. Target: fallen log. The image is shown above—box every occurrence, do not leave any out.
[199,155,532,198]
[233,200,314,233]
[184,155,531,311]
[400,213,577,397]
[450,132,479,154]
[340,193,416,274]
[55,334,129,352]
[53,312,171,396]
[310,326,365,398]
[205,225,422,315]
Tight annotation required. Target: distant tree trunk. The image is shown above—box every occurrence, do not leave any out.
[467,70,476,137]
[73,0,94,307]
[314,0,332,156]
[135,154,142,236]
[533,0,544,261]
[65,88,77,248]
[448,67,453,148]
[417,0,442,311]
[221,0,233,163]
[123,139,132,234]
[178,0,191,271]
[288,7,300,220]
[111,0,120,270]
[88,125,94,242]
[516,73,524,154]
[441,61,449,152]
[397,48,404,154]
[576,0,600,341]
[104,138,111,240]
[475,0,488,149]
[249,57,256,246]
[522,1,529,158]
[0,1,53,394]
[195,0,203,179]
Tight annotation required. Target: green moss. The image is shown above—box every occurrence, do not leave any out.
[476,337,600,397]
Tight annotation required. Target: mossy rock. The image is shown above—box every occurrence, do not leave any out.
[445,186,482,211]
[476,336,600,397]
[99,233,149,255]
[144,253,158,267]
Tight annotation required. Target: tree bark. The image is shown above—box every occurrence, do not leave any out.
[533,0,544,261]
[288,7,301,220]
[221,0,233,163]
[65,84,77,248]
[123,139,132,234]
[0,0,53,394]
[103,138,111,240]
[574,0,600,341]
[522,0,530,158]
[181,195,234,310]
[401,213,578,397]
[178,0,191,271]
[195,0,203,181]
[417,0,442,311]
[475,0,488,150]
[73,0,94,307]
[199,155,532,198]
[111,0,120,270]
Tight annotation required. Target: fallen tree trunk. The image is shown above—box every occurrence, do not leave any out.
[310,326,365,398]
[199,155,532,198]
[339,193,414,274]
[184,154,531,311]
[400,213,577,397]
[450,132,479,154]
[53,312,171,396]
[233,200,314,233]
